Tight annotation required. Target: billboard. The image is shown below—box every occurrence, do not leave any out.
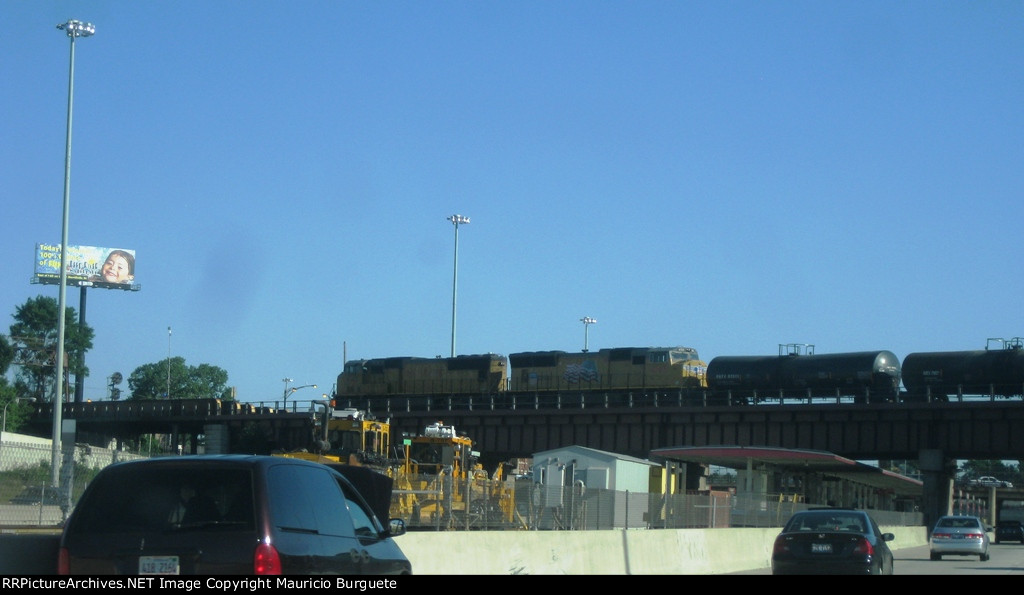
[33,243,139,290]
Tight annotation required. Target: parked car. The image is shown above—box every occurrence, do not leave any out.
[58,455,411,575]
[995,520,1024,544]
[771,508,895,575]
[969,476,1013,488]
[929,515,991,561]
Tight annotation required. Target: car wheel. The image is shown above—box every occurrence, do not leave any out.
[930,552,942,561]
[981,553,990,562]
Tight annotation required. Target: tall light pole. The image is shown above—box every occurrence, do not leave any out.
[580,317,597,353]
[447,214,470,357]
[166,326,172,398]
[51,19,94,488]
[282,378,293,401]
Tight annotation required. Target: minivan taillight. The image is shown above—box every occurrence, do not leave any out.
[57,547,70,575]
[254,542,281,575]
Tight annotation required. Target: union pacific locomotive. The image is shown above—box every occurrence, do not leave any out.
[336,346,706,397]
[334,338,1024,404]
[337,353,509,396]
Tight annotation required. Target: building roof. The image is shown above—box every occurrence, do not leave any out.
[649,445,923,498]
[532,445,659,467]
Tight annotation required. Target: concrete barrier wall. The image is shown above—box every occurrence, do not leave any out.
[396,525,929,575]
[0,526,929,575]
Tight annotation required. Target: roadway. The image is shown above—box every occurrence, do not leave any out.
[730,542,1024,575]
[6,529,1024,575]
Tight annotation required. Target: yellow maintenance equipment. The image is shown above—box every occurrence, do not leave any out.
[392,421,518,530]
[275,406,520,530]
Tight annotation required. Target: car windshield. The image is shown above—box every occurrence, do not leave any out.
[786,512,866,532]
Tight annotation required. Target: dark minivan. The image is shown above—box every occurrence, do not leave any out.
[58,455,411,575]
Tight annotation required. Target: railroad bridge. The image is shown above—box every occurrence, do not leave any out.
[23,392,1024,525]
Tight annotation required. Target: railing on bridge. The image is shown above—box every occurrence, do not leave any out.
[333,386,1022,415]
[35,398,325,423]
[24,386,1024,431]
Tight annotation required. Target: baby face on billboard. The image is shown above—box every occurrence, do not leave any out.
[98,251,134,283]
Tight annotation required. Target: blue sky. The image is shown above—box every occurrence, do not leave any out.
[3,2,1023,404]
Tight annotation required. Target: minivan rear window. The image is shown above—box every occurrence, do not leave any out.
[70,466,255,533]
[267,464,355,538]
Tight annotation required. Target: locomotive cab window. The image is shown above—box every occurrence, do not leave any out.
[672,351,697,363]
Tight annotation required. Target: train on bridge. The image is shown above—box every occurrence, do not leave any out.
[25,337,1022,462]
[334,337,1024,405]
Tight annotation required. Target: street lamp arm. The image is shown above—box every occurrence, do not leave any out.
[283,383,318,402]
[3,397,38,434]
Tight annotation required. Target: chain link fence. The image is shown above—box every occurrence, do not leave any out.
[329,471,923,531]
[514,481,921,530]
[0,436,923,530]
[0,435,147,528]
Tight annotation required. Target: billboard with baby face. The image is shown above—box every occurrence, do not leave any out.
[33,243,138,290]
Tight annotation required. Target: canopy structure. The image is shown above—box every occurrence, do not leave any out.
[649,445,923,498]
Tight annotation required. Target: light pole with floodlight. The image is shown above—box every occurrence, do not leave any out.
[580,317,597,352]
[166,326,172,398]
[51,18,94,489]
[447,214,470,357]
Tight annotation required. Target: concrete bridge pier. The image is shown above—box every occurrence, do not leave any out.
[919,448,957,530]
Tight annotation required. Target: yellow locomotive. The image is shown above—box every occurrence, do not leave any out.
[336,353,507,396]
[508,346,707,391]
[334,346,707,398]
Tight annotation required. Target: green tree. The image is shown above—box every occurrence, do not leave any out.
[0,334,25,431]
[960,459,1020,483]
[7,296,94,403]
[0,334,13,373]
[127,357,233,400]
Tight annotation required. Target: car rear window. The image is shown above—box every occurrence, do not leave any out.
[787,512,867,532]
[937,517,980,528]
[267,464,356,538]
[69,465,255,533]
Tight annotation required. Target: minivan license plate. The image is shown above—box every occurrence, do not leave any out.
[139,556,179,574]
[811,543,832,554]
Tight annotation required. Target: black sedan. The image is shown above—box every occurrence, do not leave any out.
[772,508,895,575]
[996,520,1024,544]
